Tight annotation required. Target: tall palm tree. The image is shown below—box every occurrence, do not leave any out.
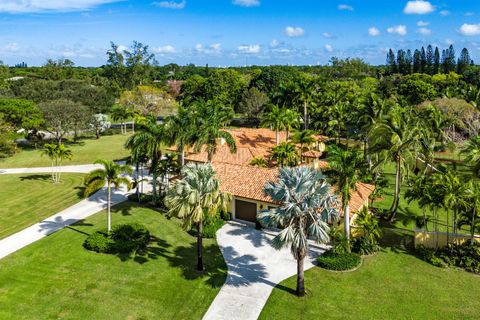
[283,73,316,130]
[165,163,231,271]
[84,159,132,232]
[110,104,129,135]
[165,107,196,167]
[258,167,338,296]
[41,143,72,184]
[262,105,285,145]
[461,135,480,177]
[270,142,299,167]
[369,106,421,220]
[193,101,237,162]
[125,116,166,202]
[282,109,300,141]
[291,129,315,163]
[327,145,364,249]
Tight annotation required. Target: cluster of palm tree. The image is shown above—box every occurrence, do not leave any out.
[41,143,72,184]
[261,105,300,145]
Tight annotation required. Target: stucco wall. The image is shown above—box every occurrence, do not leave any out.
[414,229,480,248]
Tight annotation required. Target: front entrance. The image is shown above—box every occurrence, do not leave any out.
[235,199,257,223]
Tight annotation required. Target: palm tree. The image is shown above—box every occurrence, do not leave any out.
[258,167,338,296]
[193,101,237,162]
[125,116,166,202]
[165,163,231,271]
[369,106,421,220]
[327,145,364,249]
[165,107,196,167]
[41,143,72,184]
[291,129,315,163]
[461,135,480,177]
[262,105,285,145]
[282,109,300,141]
[283,73,316,130]
[111,104,129,135]
[84,159,132,232]
[270,142,299,167]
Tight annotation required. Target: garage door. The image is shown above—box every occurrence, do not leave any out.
[235,199,257,222]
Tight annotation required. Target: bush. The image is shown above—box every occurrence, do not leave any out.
[191,215,225,239]
[83,223,150,254]
[352,236,380,255]
[83,230,113,253]
[111,223,150,254]
[317,250,361,271]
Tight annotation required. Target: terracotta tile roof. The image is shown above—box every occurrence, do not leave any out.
[183,128,328,167]
[213,162,374,213]
[302,150,322,158]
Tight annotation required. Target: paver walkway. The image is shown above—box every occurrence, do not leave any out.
[0,164,102,175]
[202,221,328,320]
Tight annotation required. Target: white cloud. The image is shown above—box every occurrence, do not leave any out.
[459,23,480,36]
[368,27,380,36]
[117,45,129,52]
[418,27,431,35]
[4,42,19,52]
[325,44,333,52]
[237,44,261,54]
[403,1,435,15]
[232,0,259,7]
[445,38,454,45]
[439,10,450,16]
[0,0,121,13]
[417,20,430,26]
[338,4,353,11]
[155,45,176,53]
[322,32,334,38]
[269,39,279,48]
[284,26,305,37]
[153,0,186,9]
[387,25,407,36]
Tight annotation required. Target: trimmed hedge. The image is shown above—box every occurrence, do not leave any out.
[317,250,361,271]
[83,223,150,254]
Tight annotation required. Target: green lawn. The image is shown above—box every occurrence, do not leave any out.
[0,134,130,168]
[0,202,227,319]
[260,249,480,319]
[0,173,85,239]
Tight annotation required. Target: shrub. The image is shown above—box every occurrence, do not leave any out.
[191,215,225,239]
[111,223,150,254]
[317,250,361,271]
[352,236,380,255]
[83,230,113,253]
[83,223,150,255]
[220,211,232,221]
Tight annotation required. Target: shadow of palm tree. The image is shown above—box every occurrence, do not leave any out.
[38,217,93,235]
[20,174,51,181]
[226,224,268,248]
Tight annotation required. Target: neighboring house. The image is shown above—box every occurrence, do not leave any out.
[179,128,374,224]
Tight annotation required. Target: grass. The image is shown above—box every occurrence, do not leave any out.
[0,134,130,168]
[0,202,227,319]
[260,248,480,320]
[0,173,85,239]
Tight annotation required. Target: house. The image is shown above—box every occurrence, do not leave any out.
[181,127,374,224]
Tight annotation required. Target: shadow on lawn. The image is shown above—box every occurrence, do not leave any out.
[19,174,51,181]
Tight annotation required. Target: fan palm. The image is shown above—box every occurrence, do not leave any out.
[258,167,338,296]
[369,106,421,220]
[165,163,231,271]
[327,145,365,249]
[270,142,299,167]
[41,143,72,184]
[84,159,132,231]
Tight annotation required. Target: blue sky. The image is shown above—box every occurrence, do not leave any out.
[0,0,479,66]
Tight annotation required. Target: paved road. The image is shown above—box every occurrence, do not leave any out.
[202,221,327,320]
[0,164,102,175]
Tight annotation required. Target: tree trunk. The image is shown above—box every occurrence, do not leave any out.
[446,210,450,246]
[471,207,476,242]
[389,155,402,221]
[275,130,279,145]
[207,151,213,163]
[135,162,140,203]
[132,118,135,134]
[152,171,158,203]
[296,255,305,297]
[197,221,204,271]
[303,101,308,130]
[344,202,351,252]
[107,183,111,232]
[177,145,185,167]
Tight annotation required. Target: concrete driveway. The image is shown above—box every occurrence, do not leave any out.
[203,221,327,320]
